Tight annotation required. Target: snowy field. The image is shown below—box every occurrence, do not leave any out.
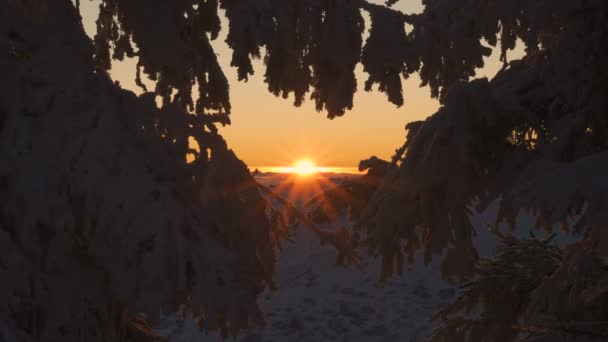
[156,172,569,342]
[154,172,454,341]
[158,224,454,342]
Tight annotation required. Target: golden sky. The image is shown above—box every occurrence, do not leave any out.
[80,1,515,168]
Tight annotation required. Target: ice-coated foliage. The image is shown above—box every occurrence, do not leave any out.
[305,156,392,226]
[430,233,608,341]
[258,0,607,339]
[430,235,565,342]
[94,0,230,124]
[357,1,608,340]
[0,1,294,340]
[222,0,366,117]
[92,0,501,118]
[359,0,608,277]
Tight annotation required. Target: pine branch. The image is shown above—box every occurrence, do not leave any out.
[257,183,363,269]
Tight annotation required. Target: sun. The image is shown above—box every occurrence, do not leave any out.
[291,159,318,175]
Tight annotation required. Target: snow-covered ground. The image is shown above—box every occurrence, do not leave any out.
[156,173,578,341]
[158,221,456,342]
[156,173,455,341]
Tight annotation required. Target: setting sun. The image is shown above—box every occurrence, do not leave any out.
[291,160,318,175]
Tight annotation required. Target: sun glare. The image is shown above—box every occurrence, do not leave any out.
[291,160,317,175]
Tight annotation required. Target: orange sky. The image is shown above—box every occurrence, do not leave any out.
[80,1,517,168]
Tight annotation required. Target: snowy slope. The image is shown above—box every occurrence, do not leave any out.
[158,223,454,342]
[157,173,455,341]
[156,174,581,342]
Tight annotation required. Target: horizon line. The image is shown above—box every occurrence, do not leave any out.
[248,165,364,174]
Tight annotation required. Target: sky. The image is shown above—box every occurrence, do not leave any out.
[79,0,515,168]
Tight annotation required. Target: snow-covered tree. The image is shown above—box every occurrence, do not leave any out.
[1,1,288,340]
[308,1,608,339]
[2,0,607,341]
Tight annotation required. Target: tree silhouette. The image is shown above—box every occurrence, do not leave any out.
[1,0,607,341]
[1,2,284,340]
